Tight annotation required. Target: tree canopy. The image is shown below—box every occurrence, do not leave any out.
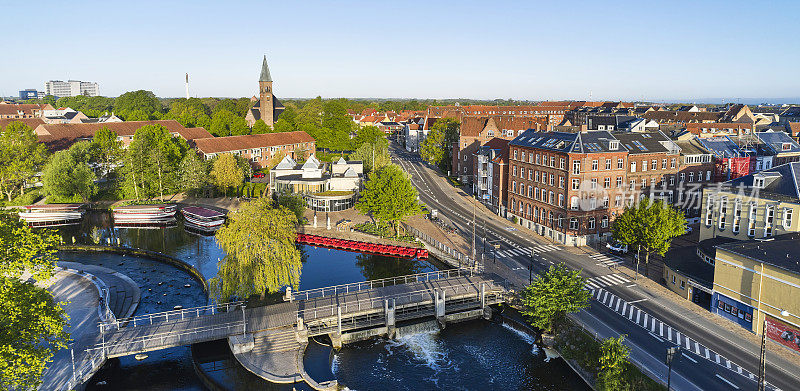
[210,154,244,194]
[166,98,211,128]
[42,142,97,202]
[420,118,459,172]
[89,127,123,177]
[210,109,250,137]
[597,335,631,391]
[611,198,686,276]
[121,124,186,199]
[210,198,302,300]
[349,137,389,173]
[0,213,68,390]
[521,263,590,334]
[0,122,48,202]
[355,164,423,237]
[114,90,162,120]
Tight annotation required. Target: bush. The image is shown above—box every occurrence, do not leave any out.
[352,221,418,243]
[4,188,43,206]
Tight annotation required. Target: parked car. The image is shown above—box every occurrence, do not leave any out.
[252,173,266,178]
[606,240,628,255]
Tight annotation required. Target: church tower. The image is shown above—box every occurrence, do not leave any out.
[258,55,274,127]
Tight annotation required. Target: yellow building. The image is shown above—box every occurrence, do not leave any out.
[712,233,800,355]
[699,162,800,241]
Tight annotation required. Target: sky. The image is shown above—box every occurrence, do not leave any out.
[1,1,799,102]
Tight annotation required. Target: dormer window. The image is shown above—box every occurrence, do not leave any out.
[782,142,792,151]
[754,177,765,189]
[608,140,619,150]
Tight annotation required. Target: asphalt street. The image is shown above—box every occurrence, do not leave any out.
[391,143,799,391]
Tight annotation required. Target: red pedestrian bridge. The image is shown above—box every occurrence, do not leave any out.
[296,233,428,259]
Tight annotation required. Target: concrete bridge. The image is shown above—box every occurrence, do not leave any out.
[86,268,509,389]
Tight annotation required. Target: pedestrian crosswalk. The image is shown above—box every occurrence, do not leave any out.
[494,244,560,259]
[589,253,624,267]
[585,273,630,290]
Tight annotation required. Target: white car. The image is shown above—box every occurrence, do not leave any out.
[606,241,629,255]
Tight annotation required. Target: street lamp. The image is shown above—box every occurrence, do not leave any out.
[666,346,681,391]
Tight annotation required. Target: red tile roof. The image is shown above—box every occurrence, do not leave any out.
[193,131,315,154]
[0,103,51,116]
[35,120,195,150]
[0,118,45,130]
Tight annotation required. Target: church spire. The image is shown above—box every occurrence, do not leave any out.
[259,55,272,82]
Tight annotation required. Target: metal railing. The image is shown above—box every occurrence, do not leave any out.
[58,346,106,391]
[91,320,246,358]
[404,224,475,269]
[290,268,475,301]
[101,301,243,332]
[298,280,505,322]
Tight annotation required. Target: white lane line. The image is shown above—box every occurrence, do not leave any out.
[668,327,672,341]
[715,374,740,389]
[682,352,698,363]
[628,298,648,304]
[649,332,665,343]
[715,354,721,364]
[625,284,637,288]
[636,310,642,324]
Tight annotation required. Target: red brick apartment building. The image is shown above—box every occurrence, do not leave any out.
[0,103,53,119]
[507,130,628,246]
[453,115,548,183]
[472,138,509,215]
[193,131,315,169]
[613,131,681,205]
[33,120,213,151]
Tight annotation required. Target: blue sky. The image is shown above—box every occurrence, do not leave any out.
[1,1,798,102]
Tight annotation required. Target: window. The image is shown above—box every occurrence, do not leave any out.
[629,180,636,190]
[549,211,554,226]
[652,160,657,170]
[602,196,609,208]
[615,195,621,207]
[573,160,581,174]
[540,208,545,222]
[642,160,648,172]
[549,191,554,204]
[765,205,774,237]
[680,280,685,290]
[513,166,517,177]
[521,152,526,162]
[706,171,711,181]
[616,176,623,188]
[604,177,611,189]
[513,150,518,159]
[718,197,727,230]
[605,159,612,170]
[680,172,685,182]
[512,181,516,193]
[558,214,564,228]
[535,187,539,200]
[560,158,565,169]
[559,177,565,189]
[535,154,541,165]
[784,208,793,230]
[672,275,676,284]
[527,186,532,198]
[601,215,609,228]
[591,178,597,189]
[641,179,646,189]
[550,156,555,167]
[669,175,675,186]
[689,172,694,182]
[748,203,757,237]
[592,160,598,171]
[733,200,741,234]
[572,178,579,190]
[617,158,624,169]
[558,194,564,207]
[588,217,596,230]
[754,177,765,189]
[520,167,525,178]
[549,174,554,187]
[662,159,667,169]
[630,161,636,173]
[570,196,580,210]
[589,197,597,210]
[535,171,540,182]
[705,196,714,227]
[529,154,534,163]
[569,217,579,230]
[528,171,533,180]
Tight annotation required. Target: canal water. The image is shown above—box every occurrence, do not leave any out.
[56,211,587,390]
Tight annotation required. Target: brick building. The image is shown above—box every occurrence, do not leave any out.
[193,130,315,169]
[33,120,212,151]
[245,55,285,128]
[507,130,628,246]
[673,137,715,219]
[0,103,52,119]
[613,131,681,205]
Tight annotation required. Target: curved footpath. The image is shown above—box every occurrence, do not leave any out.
[38,263,140,391]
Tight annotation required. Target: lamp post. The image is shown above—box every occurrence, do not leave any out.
[666,346,681,391]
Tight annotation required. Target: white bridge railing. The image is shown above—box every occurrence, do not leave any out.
[100,301,243,333]
[288,268,475,301]
[297,280,506,322]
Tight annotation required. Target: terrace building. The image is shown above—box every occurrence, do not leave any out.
[33,120,212,151]
[0,102,52,119]
[193,130,315,169]
[613,131,680,205]
[507,130,628,246]
[472,138,509,216]
[673,137,715,219]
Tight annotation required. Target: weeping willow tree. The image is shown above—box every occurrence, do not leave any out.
[210,197,302,301]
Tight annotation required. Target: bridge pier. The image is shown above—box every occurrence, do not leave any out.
[480,283,485,309]
[385,299,396,338]
[435,290,446,328]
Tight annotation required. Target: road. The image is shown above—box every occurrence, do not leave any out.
[390,143,799,391]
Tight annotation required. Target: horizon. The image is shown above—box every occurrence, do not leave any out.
[2,1,799,102]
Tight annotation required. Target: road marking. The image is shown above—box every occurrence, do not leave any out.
[625,284,637,288]
[715,374,739,389]
[668,327,672,341]
[715,354,721,364]
[628,298,647,304]
[649,332,664,343]
[682,352,698,363]
[636,310,641,324]
[615,299,622,312]
[685,336,691,350]
[726,360,732,369]
[660,322,664,336]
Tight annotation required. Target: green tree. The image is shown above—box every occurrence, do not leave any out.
[273,105,298,133]
[42,144,97,202]
[210,109,250,136]
[177,153,210,195]
[166,98,211,128]
[277,193,306,222]
[0,213,68,390]
[210,154,244,195]
[420,118,459,172]
[521,263,590,334]
[0,122,48,201]
[350,138,389,173]
[352,126,384,149]
[210,198,301,300]
[597,335,631,391]
[611,198,686,277]
[114,90,162,119]
[355,164,423,237]
[251,119,272,134]
[121,125,185,199]
[89,127,123,177]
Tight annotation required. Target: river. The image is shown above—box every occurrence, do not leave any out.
[54,211,588,390]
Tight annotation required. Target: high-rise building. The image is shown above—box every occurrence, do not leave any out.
[19,89,45,100]
[44,80,99,98]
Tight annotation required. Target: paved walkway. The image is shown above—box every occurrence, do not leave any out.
[38,263,140,391]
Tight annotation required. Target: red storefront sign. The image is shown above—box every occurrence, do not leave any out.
[765,318,800,354]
